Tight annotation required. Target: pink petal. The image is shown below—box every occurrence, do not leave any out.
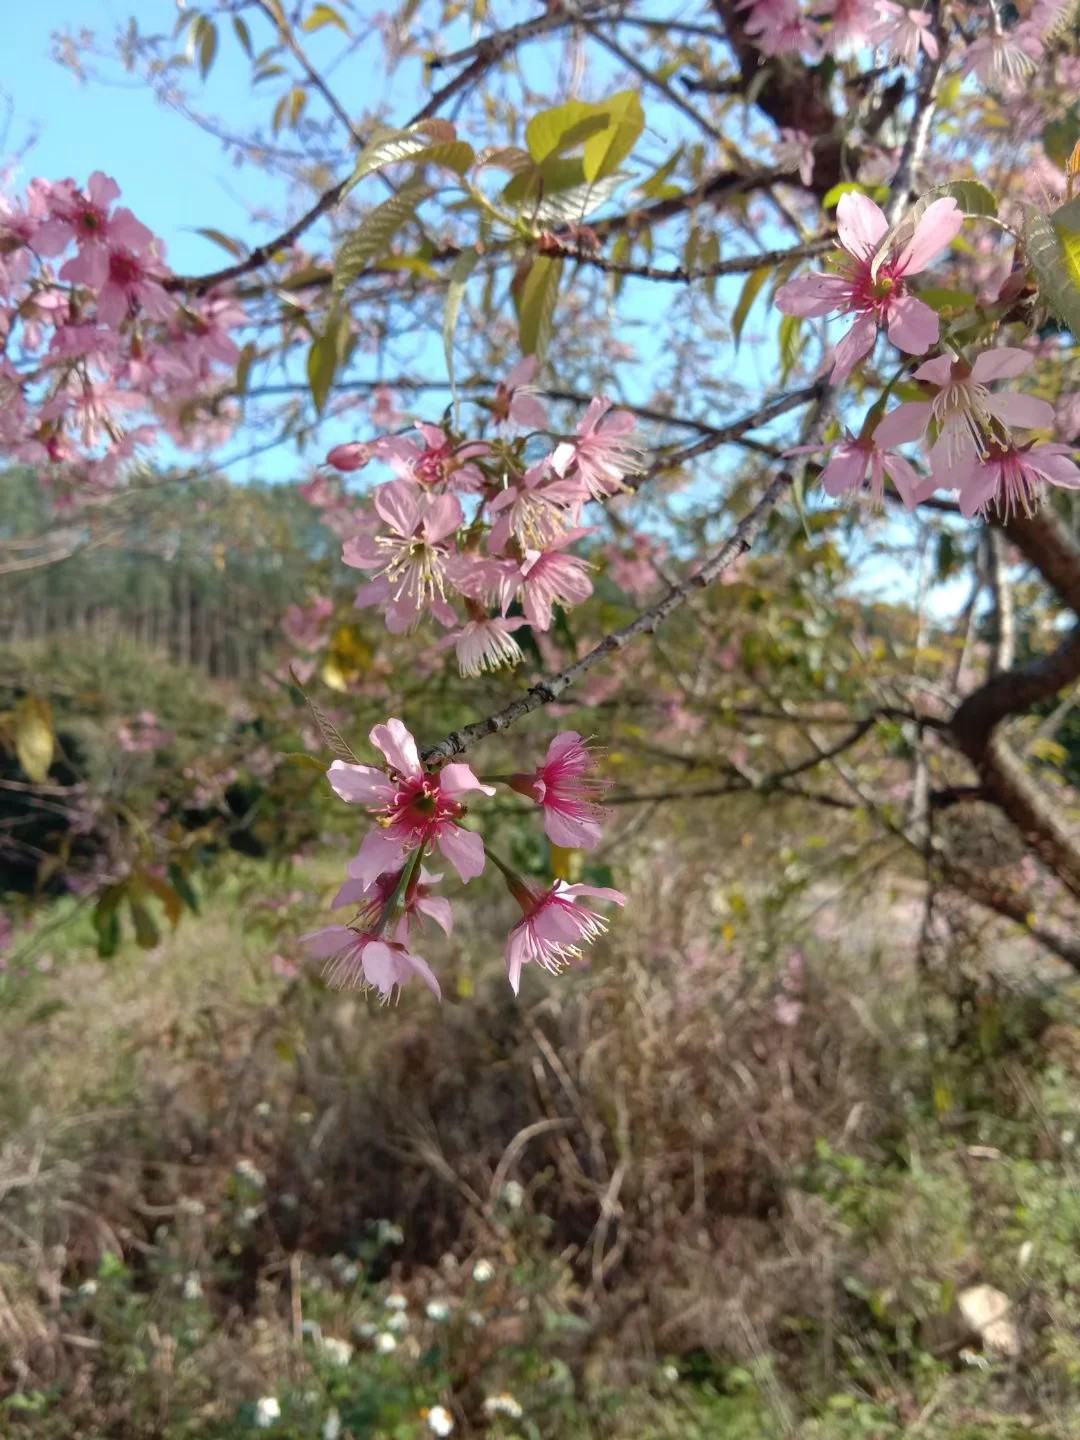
[989,392,1055,429]
[350,828,410,888]
[416,894,454,935]
[913,354,954,385]
[374,480,420,537]
[886,294,939,354]
[301,925,356,960]
[438,763,496,799]
[882,453,926,509]
[359,940,400,998]
[436,824,485,882]
[830,313,878,383]
[895,198,964,276]
[1031,447,1080,487]
[544,808,603,849]
[836,191,889,261]
[874,401,932,447]
[369,718,421,777]
[774,272,852,317]
[331,876,371,908]
[401,950,441,999]
[970,346,1033,383]
[327,760,397,805]
[820,443,869,497]
[422,494,465,544]
[562,883,627,906]
[505,925,529,994]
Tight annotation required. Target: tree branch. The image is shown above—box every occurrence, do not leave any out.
[420,471,792,764]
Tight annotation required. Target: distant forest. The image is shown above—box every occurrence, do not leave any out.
[1,470,336,679]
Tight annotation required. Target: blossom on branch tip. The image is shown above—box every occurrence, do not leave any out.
[870,2,939,63]
[551,397,643,500]
[343,480,464,633]
[955,441,1080,519]
[873,348,1056,475]
[301,923,441,1000]
[438,616,526,677]
[510,731,610,850]
[493,355,549,430]
[328,718,493,885]
[504,880,626,994]
[518,529,594,631]
[774,192,964,382]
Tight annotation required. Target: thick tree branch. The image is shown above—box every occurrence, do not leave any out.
[420,472,792,764]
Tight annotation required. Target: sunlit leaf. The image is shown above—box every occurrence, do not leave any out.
[731,264,772,348]
[302,2,350,34]
[515,253,563,360]
[444,247,481,414]
[14,695,54,783]
[583,90,645,182]
[333,181,430,291]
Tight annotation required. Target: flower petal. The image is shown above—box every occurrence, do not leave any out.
[886,295,939,354]
[830,313,878,383]
[436,823,486,882]
[327,760,397,806]
[369,718,421,777]
[350,828,410,888]
[895,198,964,276]
[439,762,496,799]
[988,392,1055,430]
[836,192,889,261]
[970,346,1033,383]
[874,401,932,447]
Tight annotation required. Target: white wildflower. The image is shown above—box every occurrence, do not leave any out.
[482,1393,524,1419]
[182,1273,203,1301]
[254,1396,281,1428]
[320,1337,353,1367]
[425,1299,451,1322]
[374,1331,398,1354]
[235,1158,266,1188]
[426,1404,455,1436]
[472,1259,495,1284]
[384,1291,408,1311]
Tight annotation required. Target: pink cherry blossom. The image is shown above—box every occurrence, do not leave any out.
[438,616,526,677]
[331,864,454,941]
[504,881,626,994]
[795,427,927,507]
[773,129,815,187]
[874,348,1056,476]
[775,192,964,382]
[955,441,1080,518]
[327,717,493,885]
[380,423,489,492]
[510,731,610,850]
[282,596,333,651]
[738,0,823,55]
[487,461,580,552]
[301,924,441,1000]
[964,28,1043,89]
[343,479,464,633]
[517,529,594,631]
[493,356,549,430]
[870,2,939,64]
[551,398,643,500]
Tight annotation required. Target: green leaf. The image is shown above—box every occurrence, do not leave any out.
[198,18,218,79]
[93,885,126,959]
[779,312,803,382]
[167,864,200,915]
[639,147,682,199]
[583,90,645,182]
[534,173,624,226]
[129,897,161,951]
[923,179,998,218]
[525,101,608,163]
[302,3,350,34]
[14,695,54,783]
[306,306,350,415]
[821,181,866,210]
[1042,112,1078,169]
[341,127,433,200]
[143,872,184,928]
[419,140,476,175]
[731,264,772,348]
[515,254,563,360]
[443,247,480,415]
[1024,203,1080,341]
[333,181,430,291]
[916,287,978,313]
[195,227,247,259]
[232,15,253,56]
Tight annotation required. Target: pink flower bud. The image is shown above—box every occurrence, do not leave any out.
[326,442,373,472]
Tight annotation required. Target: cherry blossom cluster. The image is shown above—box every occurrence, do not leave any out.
[0,171,242,490]
[778,192,1080,515]
[310,360,643,678]
[738,0,1060,85]
[302,719,624,999]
